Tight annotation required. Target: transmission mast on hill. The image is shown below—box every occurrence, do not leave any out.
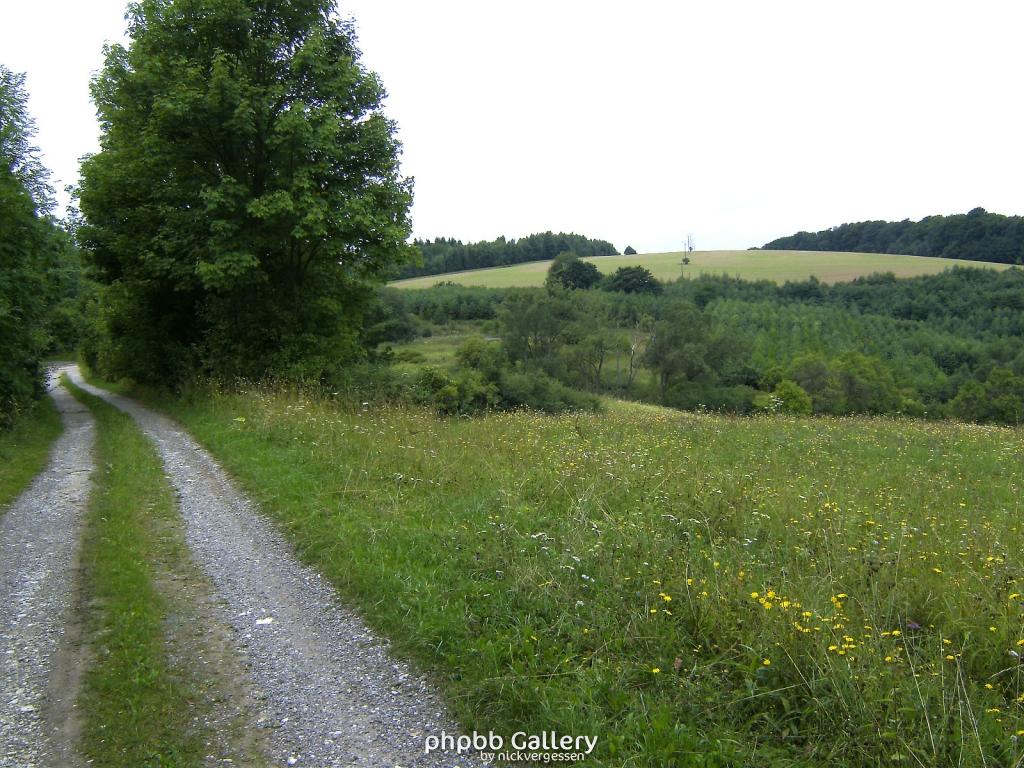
[680,233,694,276]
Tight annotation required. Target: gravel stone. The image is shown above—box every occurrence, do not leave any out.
[1,369,93,768]
[68,367,482,768]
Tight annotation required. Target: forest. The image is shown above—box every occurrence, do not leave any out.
[763,207,1024,264]
[0,66,82,426]
[370,264,1024,425]
[395,231,618,279]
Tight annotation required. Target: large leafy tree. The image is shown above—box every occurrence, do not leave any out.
[79,0,414,382]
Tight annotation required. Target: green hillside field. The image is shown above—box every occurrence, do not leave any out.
[151,383,1024,767]
[390,249,1011,289]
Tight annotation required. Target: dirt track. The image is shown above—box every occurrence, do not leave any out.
[0,371,92,768]
[66,366,477,768]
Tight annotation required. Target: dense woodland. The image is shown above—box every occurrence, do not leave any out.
[0,66,83,426]
[371,265,1024,424]
[763,208,1024,264]
[396,232,618,279]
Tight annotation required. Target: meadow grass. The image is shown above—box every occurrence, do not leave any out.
[390,250,1011,289]
[0,396,62,512]
[155,383,1024,766]
[64,378,206,767]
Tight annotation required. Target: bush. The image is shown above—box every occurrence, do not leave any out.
[546,252,602,291]
[411,366,500,416]
[603,266,662,295]
[667,383,758,414]
[456,336,506,378]
[754,380,812,415]
[499,371,601,413]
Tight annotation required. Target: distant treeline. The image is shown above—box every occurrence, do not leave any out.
[762,208,1024,265]
[395,232,618,279]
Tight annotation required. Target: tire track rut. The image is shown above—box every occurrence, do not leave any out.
[1,370,93,768]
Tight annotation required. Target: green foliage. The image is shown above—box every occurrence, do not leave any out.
[755,379,813,415]
[0,166,50,422]
[493,370,600,413]
[562,328,628,390]
[400,231,617,279]
[604,265,662,295]
[668,382,758,414]
[0,66,76,424]
[500,291,577,374]
[764,207,1024,264]
[645,303,710,400]
[0,66,52,206]
[390,265,1024,424]
[455,335,505,377]
[545,251,602,291]
[78,0,413,383]
[952,368,1024,424]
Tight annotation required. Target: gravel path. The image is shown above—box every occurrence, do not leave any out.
[1,369,93,768]
[67,367,480,768]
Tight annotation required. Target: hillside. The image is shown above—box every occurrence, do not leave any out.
[390,249,1011,289]
[397,232,618,280]
[763,208,1024,264]
[159,382,1024,767]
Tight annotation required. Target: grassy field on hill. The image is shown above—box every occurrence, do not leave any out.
[152,383,1024,767]
[390,250,1011,289]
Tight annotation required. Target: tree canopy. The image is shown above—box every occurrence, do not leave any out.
[762,208,1024,265]
[399,232,617,279]
[545,251,602,291]
[605,265,662,294]
[78,0,413,383]
[0,65,71,425]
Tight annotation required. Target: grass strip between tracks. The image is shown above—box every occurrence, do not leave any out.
[63,376,205,767]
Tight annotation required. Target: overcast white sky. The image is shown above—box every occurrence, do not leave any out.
[3,1,1023,251]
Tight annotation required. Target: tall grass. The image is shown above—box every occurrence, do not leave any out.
[160,382,1024,766]
[0,397,61,511]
